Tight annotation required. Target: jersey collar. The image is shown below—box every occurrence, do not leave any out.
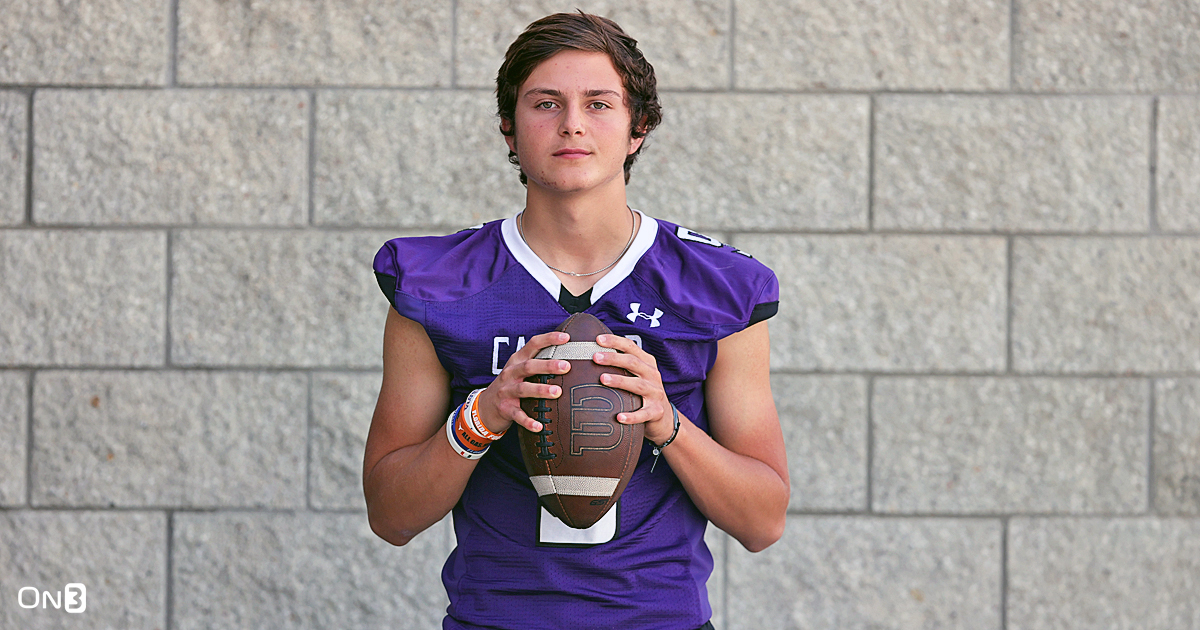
[501,208,659,304]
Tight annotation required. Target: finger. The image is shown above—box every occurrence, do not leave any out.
[596,334,657,368]
[614,400,669,427]
[513,415,544,432]
[501,405,544,433]
[508,358,571,380]
[592,347,650,376]
[512,378,562,401]
[512,331,570,361]
[595,333,642,355]
[599,371,653,396]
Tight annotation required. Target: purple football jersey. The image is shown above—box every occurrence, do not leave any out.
[373,211,778,630]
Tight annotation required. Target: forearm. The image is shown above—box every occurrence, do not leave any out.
[364,428,477,546]
[661,413,789,552]
[364,309,571,547]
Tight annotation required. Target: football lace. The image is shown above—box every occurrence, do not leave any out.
[533,374,556,460]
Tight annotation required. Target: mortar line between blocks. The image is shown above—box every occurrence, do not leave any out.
[1148,97,1159,233]
[450,0,459,88]
[165,231,174,366]
[867,95,876,231]
[25,370,35,506]
[1008,0,1016,90]
[306,372,314,510]
[165,510,175,630]
[1147,378,1156,514]
[1000,516,1009,630]
[4,84,1196,96]
[727,0,736,90]
[865,375,874,512]
[307,91,317,226]
[24,90,34,225]
[1006,236,1014,373]
[167,0,180,87]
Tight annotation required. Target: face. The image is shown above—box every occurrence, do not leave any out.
[505,50,644,196]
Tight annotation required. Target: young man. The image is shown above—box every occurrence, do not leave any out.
[365,12,788,630]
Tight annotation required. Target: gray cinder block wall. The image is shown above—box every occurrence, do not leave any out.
[2,1,1199,628]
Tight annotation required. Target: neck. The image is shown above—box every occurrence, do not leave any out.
[519,189,638,293]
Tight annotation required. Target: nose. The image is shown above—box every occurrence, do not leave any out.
[560,104,584,136]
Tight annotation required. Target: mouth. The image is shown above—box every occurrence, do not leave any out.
[553,148,591,157]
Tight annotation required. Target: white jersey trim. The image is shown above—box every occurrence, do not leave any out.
[500,209,659,305]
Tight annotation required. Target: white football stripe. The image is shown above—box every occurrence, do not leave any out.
[530,475,620,497]
[534,341,615,360]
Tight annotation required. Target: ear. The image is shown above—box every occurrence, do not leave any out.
[500,117,516,153]
[628,117,647,155]
[627,135,644,155]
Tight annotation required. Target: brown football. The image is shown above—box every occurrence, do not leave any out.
[519,313,643,529]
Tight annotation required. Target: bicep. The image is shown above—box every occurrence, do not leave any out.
[704,321,788,482]
[363,308,452,483]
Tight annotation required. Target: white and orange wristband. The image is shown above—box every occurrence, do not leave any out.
[446,389,506,459]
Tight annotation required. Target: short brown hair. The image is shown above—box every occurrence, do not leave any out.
[496,11,662,185]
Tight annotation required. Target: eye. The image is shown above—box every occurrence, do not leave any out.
[535,101,557,110]
[588,102,612,110]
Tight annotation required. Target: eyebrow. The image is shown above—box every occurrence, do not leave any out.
[522,88,622,100]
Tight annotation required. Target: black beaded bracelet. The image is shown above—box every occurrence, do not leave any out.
[649,403,680,472]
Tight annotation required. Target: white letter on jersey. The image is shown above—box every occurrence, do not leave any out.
[676,226,724,248]
[492,336,527,375]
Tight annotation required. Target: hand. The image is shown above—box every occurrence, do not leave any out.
[592,334,675,444]
[476,331,571,433]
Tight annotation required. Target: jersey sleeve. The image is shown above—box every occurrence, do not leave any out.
[373,223,513,327]
[640,222,780,339]
[373,237,426,325]
[746,270,780,327]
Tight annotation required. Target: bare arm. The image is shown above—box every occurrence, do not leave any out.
[595,321,789,551]
[363,308,569,546]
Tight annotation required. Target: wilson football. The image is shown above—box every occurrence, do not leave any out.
[519,313,643,529]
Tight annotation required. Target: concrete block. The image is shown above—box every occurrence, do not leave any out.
[1013,238,1200,373]
[177,0,451,86]
[736,0,1008,90]
[629,94,869,231]
[0,92,26,226]
[1009,518,1200,628]
[0,371,27,506]
[34,90,309,226]
[1154,380,1200,514]
[728,516,1002,629]
[873,378,1148,514]
[0,230,166,366]
[1014,0,1200,91]
[0,511,166,629]
[734,235,1007,372]
[875,96,1150,232]
[1158,97,1200,233]
[173,512,451,629]
[32,371,306,508]
[171,230,391,367]
[773,375,867,511]
[0,0,166,85]
[311,372,380,510]
[455,0,732,89]
[314,91,524,227]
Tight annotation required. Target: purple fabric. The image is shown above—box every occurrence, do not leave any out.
[373,218,777,630]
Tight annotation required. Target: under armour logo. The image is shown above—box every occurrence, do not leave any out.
[627,303,663,328]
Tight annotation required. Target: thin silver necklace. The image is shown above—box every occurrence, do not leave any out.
[517,207,637,278]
